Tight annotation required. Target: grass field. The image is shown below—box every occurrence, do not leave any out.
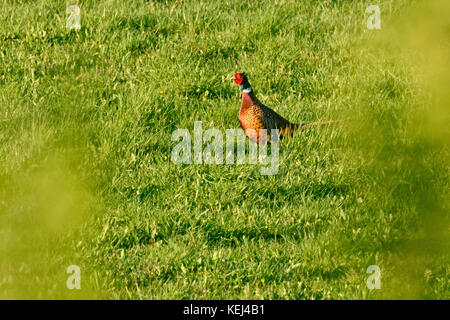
[0,0,449,299]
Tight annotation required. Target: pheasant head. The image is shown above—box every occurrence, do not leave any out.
[233,72,252,93]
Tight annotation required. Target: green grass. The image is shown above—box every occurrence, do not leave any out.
[0,0,449,299]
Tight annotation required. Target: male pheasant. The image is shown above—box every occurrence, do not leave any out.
[233,72,339,144]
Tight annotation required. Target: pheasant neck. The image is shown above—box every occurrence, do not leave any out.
[240,85,252,93]
[240,78,259,108]
[241,88,260,109]
[239,78,253,93]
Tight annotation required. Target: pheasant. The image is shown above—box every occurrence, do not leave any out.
[233,72,340,144]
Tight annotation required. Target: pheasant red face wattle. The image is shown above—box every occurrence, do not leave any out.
[234,72,243,85]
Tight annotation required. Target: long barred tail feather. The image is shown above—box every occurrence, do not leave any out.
[299,120,342,130]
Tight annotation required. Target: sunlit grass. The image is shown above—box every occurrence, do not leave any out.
[0,0,448,299]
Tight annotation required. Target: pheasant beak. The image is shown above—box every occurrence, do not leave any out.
[231,76,236,81]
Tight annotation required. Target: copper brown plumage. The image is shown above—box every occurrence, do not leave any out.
[233,72,340,144]
[234,72,298,144]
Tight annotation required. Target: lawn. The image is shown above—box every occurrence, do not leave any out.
[0,0,448,299]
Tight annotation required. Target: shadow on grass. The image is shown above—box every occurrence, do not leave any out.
[259,182,351,202]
